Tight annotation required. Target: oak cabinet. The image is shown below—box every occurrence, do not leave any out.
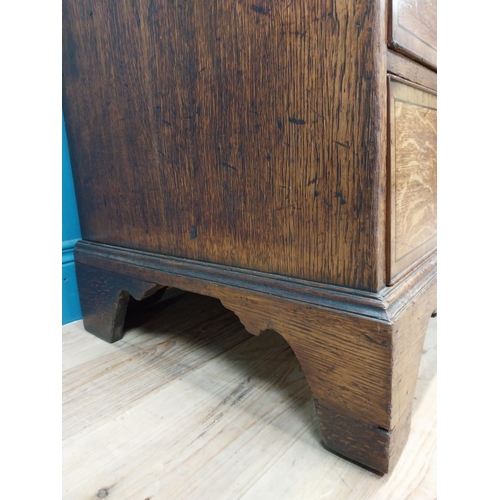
[63,0,437,474]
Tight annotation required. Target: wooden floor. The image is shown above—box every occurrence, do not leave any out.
[62,291,437,500]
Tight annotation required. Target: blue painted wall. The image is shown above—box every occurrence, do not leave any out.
[62,114,82,324]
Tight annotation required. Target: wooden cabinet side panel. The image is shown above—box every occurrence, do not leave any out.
[63,0,387,291]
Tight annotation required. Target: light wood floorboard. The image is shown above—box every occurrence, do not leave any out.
[63,291,437,499]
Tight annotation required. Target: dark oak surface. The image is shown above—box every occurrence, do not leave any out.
[63,0,437,475]
[63,0,388,291]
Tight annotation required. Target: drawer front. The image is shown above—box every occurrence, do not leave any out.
[390,0,437,69]
[388,77,437,284]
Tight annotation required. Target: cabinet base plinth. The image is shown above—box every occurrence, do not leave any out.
[74,240,436,474]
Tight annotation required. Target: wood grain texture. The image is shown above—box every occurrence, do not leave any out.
[387,49,437,91]
[62,292,437,498]
[221,271,436,473]
[75,262,164,342]
[74,241,436,473]
[389,0,437,69]
[62,0,388,291]
[388,77,436,283]
[63,0,437,476]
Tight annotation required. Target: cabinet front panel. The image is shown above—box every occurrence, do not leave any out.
[388,78,436,284]
[390,0,437,69]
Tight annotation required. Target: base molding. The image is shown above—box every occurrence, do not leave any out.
[74,240,436,474]
[62,239,82,324]
[75,240,436,325]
